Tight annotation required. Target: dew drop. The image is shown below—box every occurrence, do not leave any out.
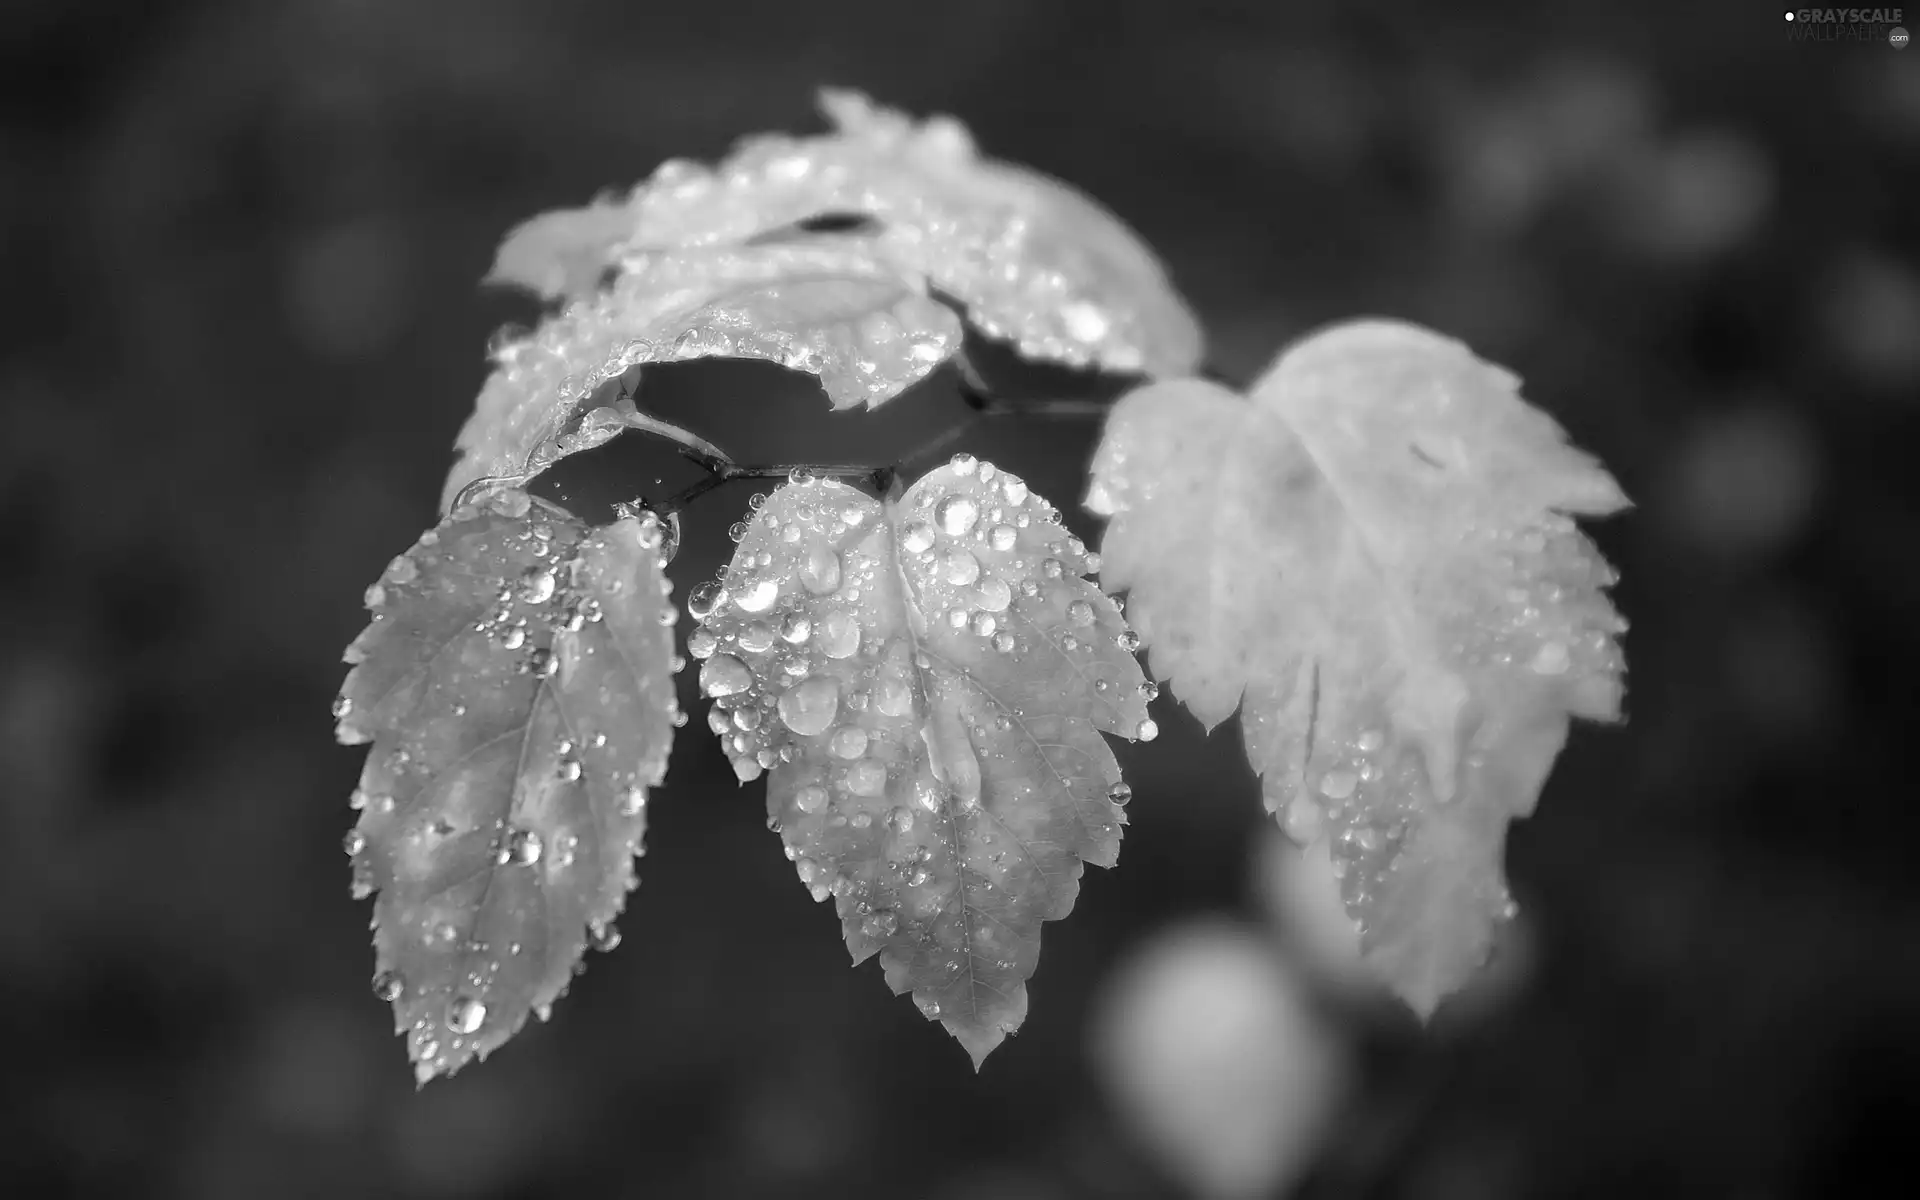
[1116,629,1142,652]
[936,495,979,536]
[688,581,727,620]
[886,806,915,834]
[700,653,753,697]
[794,784,829,814]
[1108,783,1133,805]
[944,550,981,585]
[989,525,1018,552]
[518,567,557,604]
[446,995,486,1034]
[502,827,543,866]
[829,726,870,758]
[844,759,888,796]
[947,608,969,630]
[687,628,717,659]
[501,626,527,650]
[371,971,404,1002]
[1067,599,1095,625]
[970,612,997,637]
[735,579,779,613]
[1139,680,1160,702]
[342,829,366,856]
[1002,477,1029,504]
[1135,719,1159,742]
[1531,642,1570,675]
[993,631,1016,653]
[1356,729,1384,752]
[800,544,843,595]
[818,610,861,658]
[732,705,762,731]
[1041,558,1063,580]
[619,785,647,816]
[590,921,622,952]
[1319,769,1358,800]
[901,521,936,554]
[738,622,775,653]
[875,675,913,716]
[949,453,978,476]
[779,612,812,643]
[777,677,840,736]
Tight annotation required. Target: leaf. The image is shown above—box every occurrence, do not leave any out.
[489,88,1202,379]
[443,240,961,512]
[1086,319,1628,1017]
[685,460,1155,1065]
[334,489,679,1082]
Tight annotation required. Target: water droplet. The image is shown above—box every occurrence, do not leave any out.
[844,759,888,796]
[589,921,621,952]
[1531,642,1570,675]
[1139,680,1160,701]
[970,612,997,637]
[795,784,829,813]
[936,495,979,536]
[700,653,753,697]
[733,757,765,782]
[818,610,861,658]
[777,677,840,736]
[1116,629,1141,652]
[331,696,354,719]
[501,827,543,865]
[619,785,647,816]
[1356,729,1384,752]
[1041,558,1063,580]
[558,755,582,782]
[993,631,1016,653]
[687,628,717,659]
[989,525,1018,552]
[735,579,779,613]
[1108,782,1133,805]
[829,726,869,758]
[1067,599,1095,625]
[372,971,404,1002]
[949,453,978,476]
[1135,719,1159,742]
[446,995,486,1034]
[875,675,913,716]
[779,612,812,643]
[688,581,727,620]
[732,706,762,731]
[800,544,843,595]
[501,626,527,650]
[738,622,775,653]
[342,830,366,860]
[518,567,556,605]
[1083,552,1103,574]
[901,522,936,554]
[1319,769,1358,799]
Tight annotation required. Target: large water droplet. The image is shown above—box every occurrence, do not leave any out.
[519,567,556,605]
[619,785,647,816]
[777,677,840,735]
[589,921,621,952]
[688,581,727,620]
[1319,769,1357,799]
[735,579,779,613]
[502,827,543,865]
[875,675,913,717]
[1116,629,1141,652]
[989,525,1018,552]
[843,759,888,796]
[794,784,829,814]
[446,995,486,1033]
[829,726,869,758]
[936,495,979,536]
[942,550,980,585]
[992,631,1016,653]
[738,622,775,653]
[342,829,366,856]
[800,544,843,595]
[949,454,978,476]
[687,628,717,659]
[818,610,861,658]
[779,612,812,643]
[372,971,404,1001]
[974,577,1011,612]
[1135,719,1159,742]
[970,612,997,637]
[901,522,936,554]
[700,653,753,697]
[1067,599,1095,625]
[1108,782,1133,805]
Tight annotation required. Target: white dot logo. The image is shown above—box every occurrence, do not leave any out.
[1893,26,1910,48]
[1784,9,1795,18]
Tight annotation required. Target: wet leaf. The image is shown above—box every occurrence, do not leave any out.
[1087,319,1628,1017]
[688,460,1152,1065]
[490,88,1202,379]
[443,241,960,512]
[334,491,678,1082]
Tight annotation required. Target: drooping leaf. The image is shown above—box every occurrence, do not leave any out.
[443,241,961,512]
[334,489,679,1082]
[1086,319,1628,1017]
[685,460,1155,1066]
[489,88,1203,379]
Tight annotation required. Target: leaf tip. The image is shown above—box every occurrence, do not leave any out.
[948,1019,1011,1071]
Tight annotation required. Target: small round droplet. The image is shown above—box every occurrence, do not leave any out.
[875,675,913,717]
[901,522,936,554]
[590,921,621,952]
[502,827,543,865]
[687,628,717,659]
[800,544,843,595]
[619,785,647,816]
[1135,719,1159,742]
[989,525,1018,552]
[733,705,762,731]
[843,759,888,796]
[1067,600,1095,625]
[779,612,812,643]
[777,677,840,736]
[342,829,366,856]
[1116,629,1141,652]
[993,631,1016,653]
[970,612,997,637]
[936,495,979,537]
[446,995,486,1034]
[738,622,775,653]
[1107,783,1133,805]
[700,653,753,697]
[519,567,556,605]
[947,608,969,630]
[794,784,829,814]
[1319,769,1358,800]
[1041,558,1063,579]
[735,579,779,613]
[688,581,727,620]
[886,806,915,834]
[1139,680,1160,702]
[949,453,978,476]
[818,610,861,658]
[371,971,404,1002]
[944,550,981,586]
[331,696,354,719]
[975,578,1011,612]
[829,726,869,758]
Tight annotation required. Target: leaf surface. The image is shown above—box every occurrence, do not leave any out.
[489,88,1202,379]
[334,490,678,1081]
[1087,319,1628,1016]
[443,241,960,511]
[688,462,1154,1065]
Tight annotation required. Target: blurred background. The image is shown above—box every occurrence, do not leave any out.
[3,2,1917,1197]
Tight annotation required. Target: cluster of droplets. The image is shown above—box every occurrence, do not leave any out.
[1460,517,1628,698]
